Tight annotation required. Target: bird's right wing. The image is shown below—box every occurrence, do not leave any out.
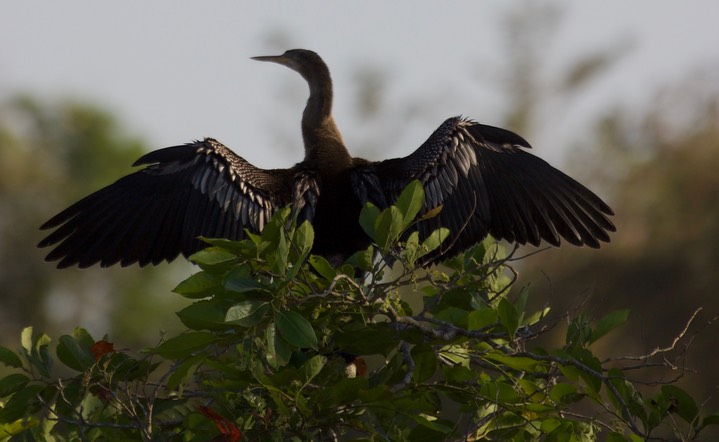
[39,138,303,268]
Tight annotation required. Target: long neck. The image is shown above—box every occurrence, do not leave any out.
[300,64,350,167]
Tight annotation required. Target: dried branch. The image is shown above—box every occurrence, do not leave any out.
[604,307,705,363]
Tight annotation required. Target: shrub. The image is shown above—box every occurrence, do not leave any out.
[0,182,714,441]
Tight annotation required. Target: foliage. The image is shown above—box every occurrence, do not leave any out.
[0,182,715,441]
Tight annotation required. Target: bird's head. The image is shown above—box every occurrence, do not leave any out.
[252,49,328,84]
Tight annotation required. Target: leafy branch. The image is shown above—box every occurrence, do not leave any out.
[0,181,715,441]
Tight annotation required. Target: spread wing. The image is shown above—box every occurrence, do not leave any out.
[357,117,615,265]
[39,138,310,268]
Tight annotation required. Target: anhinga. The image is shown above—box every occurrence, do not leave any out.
[39,49,615,269]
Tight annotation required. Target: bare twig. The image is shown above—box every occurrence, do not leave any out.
[604,307,707,363]
[390,342,415,392]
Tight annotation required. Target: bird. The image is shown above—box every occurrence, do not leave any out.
[38,49,615,269]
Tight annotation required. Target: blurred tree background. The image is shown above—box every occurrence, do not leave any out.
[495,6,719,411]
[522,77,719,406]
[0,97,190,348]
[1,3,717,429]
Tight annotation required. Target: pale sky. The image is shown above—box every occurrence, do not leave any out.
[2,1,718,167]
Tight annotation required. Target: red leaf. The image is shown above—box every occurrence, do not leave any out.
[90,385,113,403]
[90,340,115,361]
[355,357,368,377]
[198,406,242,442]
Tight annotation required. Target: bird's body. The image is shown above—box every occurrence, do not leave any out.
[39,49,615,269]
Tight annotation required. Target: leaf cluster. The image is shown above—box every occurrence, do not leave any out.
[0,182,715,441]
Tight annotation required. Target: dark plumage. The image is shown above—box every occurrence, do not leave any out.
[39,49,615,269]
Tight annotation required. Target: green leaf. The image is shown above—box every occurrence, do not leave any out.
[590,309,630,344]
[225,271,271,297]
[561,347,603,397]
[468,308,498,331]
[295,393,311,416]
[250,360,272,387]
[606,432,629,442]
[0,419,37,439]
[498,298,519,338]
[0,374,29,398]
[540,418,562,434]
[72,327,95,349]
[434,307,468,328]
[272,226,289,273]
[154,332,219,359]
[702,413,719,427]
[275,311,318,350]
[359,202,381,239]
[225,301,270,327]
[407,414,452,435]
[56,334,95,372]
[172,272,220,298]
[662,384,699,424]
[300,355,326,388]
[198,236,252,255]
[262,207,291,237]
[20,328,52,378]
[439,344,470,367]
[412,345,438,383]
[315,377,367,407]
[433,287,474,311]
[0,384,43,423]
[189,247,237,267]
[480,380,521,404]
[20,327,33,355]
[345,246,375,271]
[258,208,284,243]
[523,306,551,327]
[566,313,592,348]
[608,371,644,421]
[176,300,232,331]
[483,353,540,372]
[293,221,314,259]
[266,323,292,369]
[375,206,404,252]
[419,227,449,256]
[514,286,529,316]
[395,180,425,228]
[167,354,205,391]
[0,347,22,369]
[36,333,53,378]
[699,413,719,436]
[549,383,583,405]
[309,255,337,281]
[224,271,270,294]
[403,231,421,265]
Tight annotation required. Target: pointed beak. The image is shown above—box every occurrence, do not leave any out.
[251,54,288,65]
[251,53,300,73]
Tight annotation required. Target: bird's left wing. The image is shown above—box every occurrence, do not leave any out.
[355,117,615,265]
[39,138,301,268]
